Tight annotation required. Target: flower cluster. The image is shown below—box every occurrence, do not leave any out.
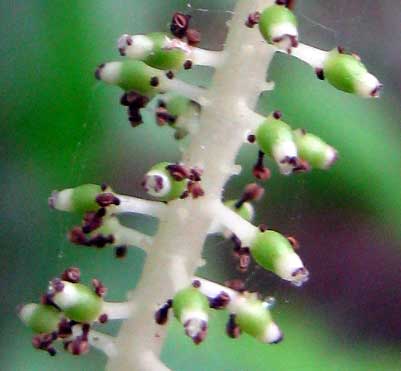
[19,1,380,365]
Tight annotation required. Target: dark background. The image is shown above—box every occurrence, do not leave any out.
[1,1,400,370]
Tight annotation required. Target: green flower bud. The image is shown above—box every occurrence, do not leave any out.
[172,287,209,344]
[234,293,283,344]
[293,129,338,169]
[95,60,163,95]
[259,4,298,51]
[143,162,187,201]
[51,281,103,323]
[323,49,382,97]
[49,184,103,214]
[224,200,254,222]
[255,114,298,175]
[250,230,309,286]
[118,33,188,71]
[18,303,61,334]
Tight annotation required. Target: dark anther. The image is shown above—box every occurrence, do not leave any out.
[287,236,300,250]
[253,150,271,181]
[183,60,193,70]
[189,167,203,182]
[58,318,74,338]
[69,227,89,245]
[273,110,282,119]
[40,294,58,308]
[156,107,177,126]
[187,181,205,199]
[51,278,65,293]
[179,190,189,199]
[157,99,166,109]
[246,11,260,28]
[150,76,159,87]
[94,63,105,80]
[258,224,268,232]
[225,279,245,292]
[184,319,207,345]
[66,337,89,356]
[280,155,298,166]
[32,332,58,356]
[81,324,90,341]
[234,183,264,209]
[61,267,81,283]
[247,134,256,143]
[186,28,201,46]
[81,211,103,234]
[337,46,345,54]
[87,233,114,248]
[128,107,143,127]
[209,291,230,309]
[115,245,128,258]
[166,70,174,79]
[100,183,108,191]
[226,314,241,338]
[171,12,191,38]
[96,193,121,207]
[98,313,109,324]
[192,279,201,288]
[166,163,191,181]
[92,278,107,297]
[155,299,173,325]
[315,68,325,80]
[293,159,311,173]
[120,91,150,108]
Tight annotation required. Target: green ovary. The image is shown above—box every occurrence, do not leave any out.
[250,230,293,273]
[145,33,187,71]
[324,50,367,93]
[259,4,297,43]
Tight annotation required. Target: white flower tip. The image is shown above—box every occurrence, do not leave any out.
[118,34,154,58]
[271,23,298,52]
[264,322,284,344]
[48,188,73,211]
[356,72,382,98]
[18,303,37,323]
[323,148,338,169]
[291,267,310,287]
[184,318,208,344]
[95,62,121,84]
[275,252,309,286]
[142,171,171,198]
[273,141,299,175]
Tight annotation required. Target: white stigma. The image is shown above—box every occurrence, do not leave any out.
[118,34,154,59]
[273,140,298,175]
[263,322,283,344]
[275,251,308,284]
[270,22,298,51]
[49,188,73,211]
[98,62,122,84]
[143,170,171,198]
[355,72,382,98]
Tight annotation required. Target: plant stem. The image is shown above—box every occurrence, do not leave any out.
[107,1,276,370]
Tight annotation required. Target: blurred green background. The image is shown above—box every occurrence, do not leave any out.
[1,0,400,370]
